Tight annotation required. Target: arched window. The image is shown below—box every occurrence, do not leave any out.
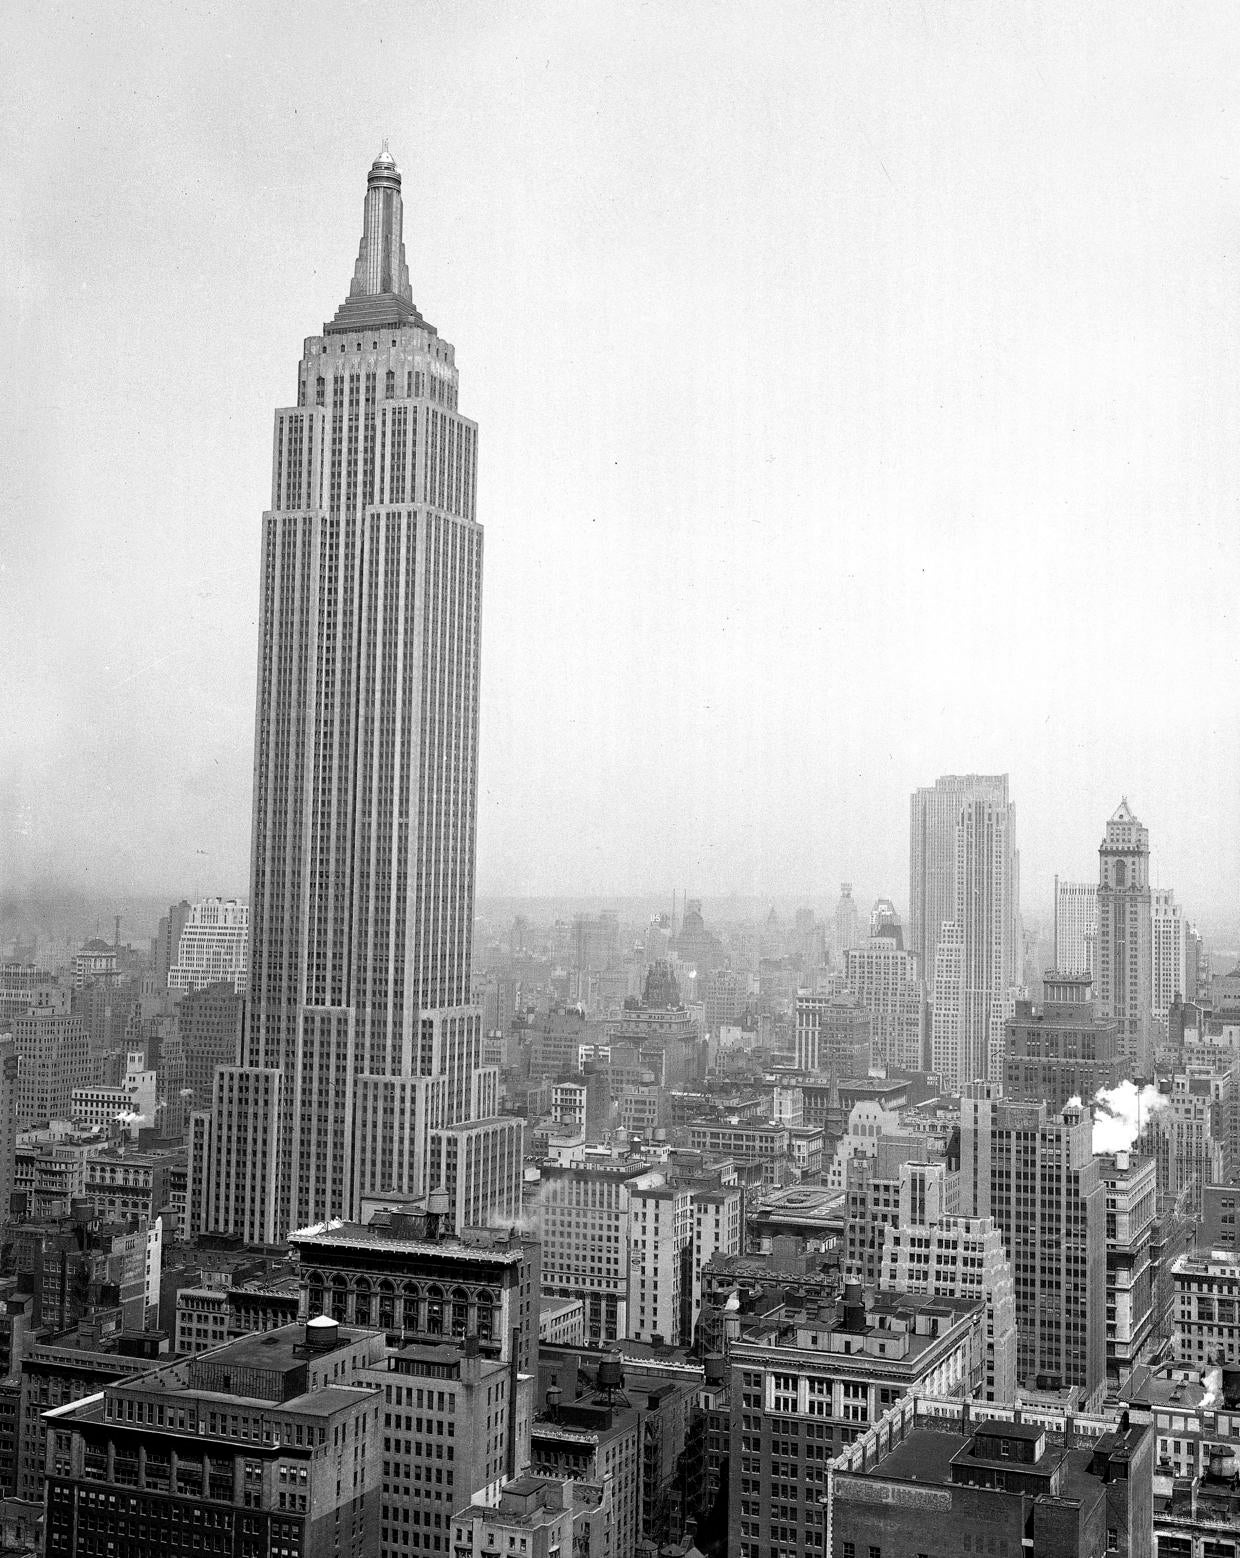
[353,1277,372,1327]
[329,1275,348,1323]
[426,1284,444,1335]
[476,1289,496,1341]
[451,1287,469,1338]
[304,1270,325,1315]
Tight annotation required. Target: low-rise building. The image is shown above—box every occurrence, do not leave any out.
[42,1318,384,1558]
[829,1394,1153,1558]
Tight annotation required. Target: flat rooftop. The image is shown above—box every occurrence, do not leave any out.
[289,1223,529,1262]
[861,1427,1099,1504]
[1142,1369,1211,1411]
[192,1323,363,1375]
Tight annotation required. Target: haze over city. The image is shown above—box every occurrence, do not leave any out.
[11,10,1240,1558]
[5,2,1240,931]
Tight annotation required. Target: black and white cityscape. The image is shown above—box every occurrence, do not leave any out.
[5,7,1240,1558]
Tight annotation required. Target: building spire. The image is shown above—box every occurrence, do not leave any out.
[325,148,429,334]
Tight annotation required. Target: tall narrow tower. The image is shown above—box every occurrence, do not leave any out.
[913,775,1021,1089]
[200,149,492,1243]
[1095,800,1153,1078]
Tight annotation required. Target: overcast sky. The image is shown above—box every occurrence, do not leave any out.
[3,2,1239,925]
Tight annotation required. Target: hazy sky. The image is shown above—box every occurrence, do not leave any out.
[3,2,1240,922]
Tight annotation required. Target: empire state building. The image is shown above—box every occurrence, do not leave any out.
[197,149,519,1243]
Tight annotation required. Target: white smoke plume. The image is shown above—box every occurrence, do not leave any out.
[1202,1366,1223,1410]
[1089,1081,1168,1155]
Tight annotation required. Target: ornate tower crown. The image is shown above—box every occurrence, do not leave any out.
[325,147,431,334]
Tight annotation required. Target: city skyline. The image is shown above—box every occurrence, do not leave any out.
[6,5,1240,923]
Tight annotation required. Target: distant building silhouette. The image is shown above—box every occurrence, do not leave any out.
[1095,800,1154,1077]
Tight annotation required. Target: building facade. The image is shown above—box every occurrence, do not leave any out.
[727,1287,985,1558]
[42,1320,385,1558]
[1151,886,1187,1032]
[1003,973,1123,1111]
[166,898,249,995]
[843,938,926,1072]
[1054,877,1098,979]
[960,1089,1106,1409]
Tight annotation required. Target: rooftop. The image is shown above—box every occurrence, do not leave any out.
[289,1221,531,1263]
[856,1424,1103,1507]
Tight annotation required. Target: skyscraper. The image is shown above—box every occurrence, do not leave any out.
[913,775,1020,1089]
[1095,800,1154,1078]
[201,148,506,1243]
[1151,886,1187,1030]
[1053,876,1097,978]
[960,1087,1106,1410]
[909,774,1015,989]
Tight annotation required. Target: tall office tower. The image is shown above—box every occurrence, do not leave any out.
[832,883,861,960]
[910,774,1015,989]
[844,937,926,1071]
[1096,1149,1156,1391]
[1095,800,1154,1078]
[954,792,1021,1086]
[877,1158,1017,1401]
[202,149,491,1243]
[166,897,249,994]
[959,1088,1106,1410]
[1151,887,1187,1030]
[929,920,966,1088]
[1053,877,1098,977]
